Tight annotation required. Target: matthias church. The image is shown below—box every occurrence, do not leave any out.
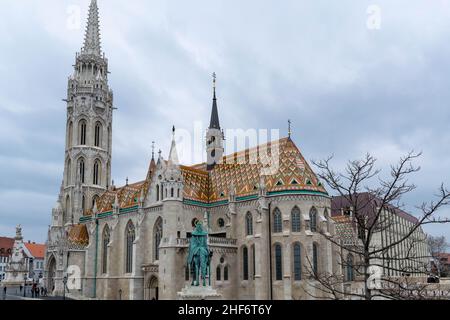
[45,0,338,300]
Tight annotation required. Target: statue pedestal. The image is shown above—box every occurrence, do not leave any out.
[177,285,222,300]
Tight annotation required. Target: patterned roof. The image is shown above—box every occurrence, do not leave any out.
[183,137,327,202]
[92,180,148,214]
[92,137,327,213]
[68,224,89,246]
[331,215,359,246]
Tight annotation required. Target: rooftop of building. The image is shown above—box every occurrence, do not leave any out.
[0,237,14,256]
[90,136,327,214]
[331,193,419,224]
[24,242,46,259]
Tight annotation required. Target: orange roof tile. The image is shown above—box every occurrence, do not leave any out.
[24,242,46,259]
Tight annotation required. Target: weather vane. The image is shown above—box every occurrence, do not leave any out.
[212,72,216,89]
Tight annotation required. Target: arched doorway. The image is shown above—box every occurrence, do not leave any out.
[47,256,56,294]
[146,276,158,300]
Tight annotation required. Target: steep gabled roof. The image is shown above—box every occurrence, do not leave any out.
[24,242,46,259]
[91,137,327,213]
[183,137,327,202]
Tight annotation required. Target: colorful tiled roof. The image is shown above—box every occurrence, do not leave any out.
[331,215,358,246]
[183,137,327,202]
[92,137,327,213]
[68,224,89,246]
[92,180,148,214]
[24,242,46,259]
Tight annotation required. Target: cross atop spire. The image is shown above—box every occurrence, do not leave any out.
[209,72,220,130]
[81,0,102,56]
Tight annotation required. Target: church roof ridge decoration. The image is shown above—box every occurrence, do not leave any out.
[90,136,327,215]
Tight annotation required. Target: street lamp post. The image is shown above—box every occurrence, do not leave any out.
[23,274,27,297]
[63,275,67,300]
[119,289,122,300]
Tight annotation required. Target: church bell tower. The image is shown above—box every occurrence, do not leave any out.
[61,0,113,225]
[206,73,224,170]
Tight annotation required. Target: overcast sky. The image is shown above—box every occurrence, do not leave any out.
[0,0,449,243]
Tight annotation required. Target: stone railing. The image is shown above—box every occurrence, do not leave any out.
[209,237,237,246]
[175,236,237,247]
[176,238,190,246]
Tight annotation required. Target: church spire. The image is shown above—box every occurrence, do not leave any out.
[168,126,179,166]
[81,0,102,56]
[209,72,220,130]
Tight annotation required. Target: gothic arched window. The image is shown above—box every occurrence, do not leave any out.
[245,212,253,236]
[323,208,330,233]
[65,195,70,222]
[125,221,135,273]
[107,126,111,151]
[224,265,229,281]
[291,206,301,232]
[216,266,221,281]
[92,195,99,210]
[309,207,317,232]
[78,158,85,183]
[273,208,282,233]
[293,243,302,280]
[102,225,110,274]
[81,194,86,213]
[94,122,102,147]
[93,160,101,185]
[66,159,72,186]
[185,265,190,281]
[251,244,256,279]
[154,218,163,261]
[346,254,355,281]
[171,188,174,197]
[275,244,282,281]
[312,243,319,275]
[242,247,249,280]
[68,121,73,148]
[79,120,87,145]
[156,185,160,201]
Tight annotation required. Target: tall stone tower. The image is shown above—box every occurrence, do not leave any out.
[206,73,224,170]
[61,0,113,225]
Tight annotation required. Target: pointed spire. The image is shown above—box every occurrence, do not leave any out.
[81,0,102,56]
[151,141,155,160]
[209,72,221,129]
[288,119,292,139]
[168,126,179,165]
[146,141,157,181]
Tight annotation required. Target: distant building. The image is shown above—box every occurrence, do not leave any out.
[24,241,46,282]
[331,193,430,280]
[0,237,14,281]
[436,253,450,277]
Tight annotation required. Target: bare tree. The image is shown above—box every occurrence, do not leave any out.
[305,152,450,300]
[427,235,449,277]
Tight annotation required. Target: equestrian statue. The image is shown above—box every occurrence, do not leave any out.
[187,221,213,286]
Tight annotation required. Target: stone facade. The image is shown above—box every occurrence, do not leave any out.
[44,0,341,300]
